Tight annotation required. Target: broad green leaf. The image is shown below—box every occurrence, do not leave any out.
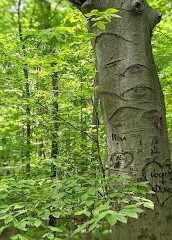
[111,14,121,18]
[41,209,50,220]
[105,8,118,14]
[16,221,27,231]
[43,233,54,240]
[124,210,138,219]
[34,218,42,228]
[117,214,127,223]
[87,187,97,195]
[51,191,65,200]
[88,221,97,232]
[96,22,106,31]
[104,16,112,22]
[14,210,28,217]
[74,219,95,234]
[52,211,61,218]
[91,17,103,21]
[134,181,149,187]
[81,193,89,200]
[106,213,118,226]
[86,200,94,206]
[14,203,25,209]
[85,9,98,18]
[4,215,13,224]
[75,209,91,217]
[143,202,154,210]
[48,226,63,232]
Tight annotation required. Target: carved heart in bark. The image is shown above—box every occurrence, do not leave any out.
[142,159,172,205]
[110,151,134,169]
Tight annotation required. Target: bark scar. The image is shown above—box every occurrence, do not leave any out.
[104,59,124,68]
[120,64,153,76]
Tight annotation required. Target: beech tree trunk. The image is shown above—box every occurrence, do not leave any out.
[69,0,172,239]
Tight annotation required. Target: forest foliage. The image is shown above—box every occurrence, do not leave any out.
[0,0,171,239]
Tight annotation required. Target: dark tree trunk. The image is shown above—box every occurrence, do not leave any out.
[51,62,60,177]
[18,0,31,173]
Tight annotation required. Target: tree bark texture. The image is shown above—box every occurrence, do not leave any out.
[69,0,172,239]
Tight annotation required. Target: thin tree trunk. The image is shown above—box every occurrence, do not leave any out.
[18,0,30,173]
[38,0,60,228]
[80,78,87,172]
[68,0,172,239]
[92,71,105,179]
[51,62,59,177]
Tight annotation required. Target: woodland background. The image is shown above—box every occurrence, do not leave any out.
[0,0,171,239]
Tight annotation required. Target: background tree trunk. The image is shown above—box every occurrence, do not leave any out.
[18,0,31,173]
[69,0,172,239]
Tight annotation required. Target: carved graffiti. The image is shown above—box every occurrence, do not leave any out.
[142,158,172,204]
[151,136,159,145]
[110,151,134,169]
[150,136,159,155]
[151,145,159,155]
[112,133,126,141]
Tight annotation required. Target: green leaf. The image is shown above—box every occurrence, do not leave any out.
[52,211,61,218]
[4,215,13,224]
[96,22,106,31]
[91,17,103,21]
[104,16,112,22]
[56,183,63,190]
[85,9,98,18]
[143,202,154,210]
[87,187,97,195]
[16,221,27,231]
[48,226,63,232]
[124,209,138,219]
[134,181,149,187]
[11,234,29,240]
[42,233,54,240]
[134,208,144,213]
[74,220,94,234]
[90,210,115,231]
[88,221,97,232]
[34,218,42,228]
[14,203,25,209]
[51,191,65,200]
[106,213,118,226]
[105,8,118,14]
[111,14,121,18]
[81,193,89,200]
[75,209,91,217]
[86,200,94,206]
[92,202,111,216]
[0,191,8,199]
[41,209,50,220]
[14,210,28,217]
[117,214,127,223]
[0,227,4,235]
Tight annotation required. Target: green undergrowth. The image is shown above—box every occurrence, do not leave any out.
[0,170,154,240]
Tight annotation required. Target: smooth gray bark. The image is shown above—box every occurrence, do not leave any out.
[69,0,172,239]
